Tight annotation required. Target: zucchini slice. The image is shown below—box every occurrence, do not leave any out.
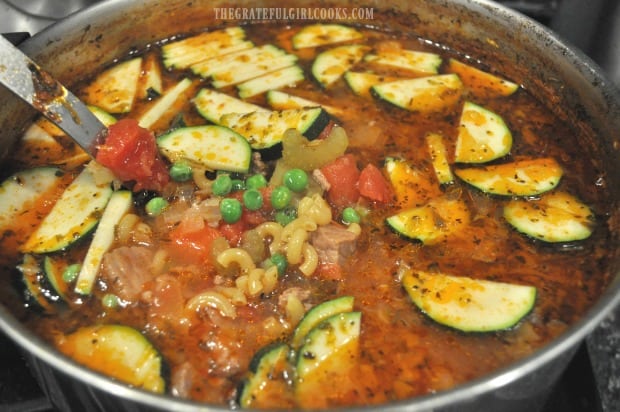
[56,324,165,393]
[447,58,519,97]
[312,44,370,87]
[454,101,512,163]
[425,133,454,185]
[371,74,463,113]
[137,78,194,130]
[220,107,330,150]
[239,343,294,409]
[384,158,442,208]
[0,167,63,231]
[87,105,117,127]
[21,162,115,254]
[292,24,363,49]
[137,53,164,99]
[386,197,470,245]
[157,125,252,172]
[401,269,537,332]
[43,256,70,302]
[266,90,341,115]
[74,191,133,295]
[17,254,57,311]
[193,88,268,124]
[237,65,305,99]
[343,71,399,97]
[503,191,594,242]
[83,57,142,114]
[455,158,563,196]
[364,49,442,75]
[162,27,249,69]
[291,296,355,349]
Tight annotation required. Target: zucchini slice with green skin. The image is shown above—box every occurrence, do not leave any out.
[43,256,69,302]
[157,125,252,173]
[371,74,463,113]
[17,254,58,311]
[455,158,563,196]
[291,296,355,349]
[503,191,594,242]
[56,324,165,393]
[0,167,63,231]
[292,24,363,49]
[162,27,249,69]
[238,343,294,409]
[425,133,454,185]
[343,71,399,97]
[447,58,519,97]
[220,107,331,150]
[21,162,115,254]
[296,311,361,381]
[237,65,305,99]
[83,57,142,114]
[454,101,513,163]
[401,269,537,332]
[74,191,133,295]
[87,105,117,127]
[386,197,470,245]
[364,49,442,75]
[193,88,268,124]
[312,44,370,86]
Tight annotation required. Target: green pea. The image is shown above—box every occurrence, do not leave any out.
[102,293,120,308]
[62,263,81,283]
[270,185,292,210]
[220,198,243,223]
[169,161,193,182]
[342,207,361,224]
[145,197,169,217]
[245,174,268,190]
[269,253,288,276]
[212,174,233,196]
[275,207,297,226]
[243,189,263,211]
[283,168,309,192]
[230,179,245,192]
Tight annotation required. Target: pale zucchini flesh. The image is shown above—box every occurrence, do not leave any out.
[220,107,330,150]
[364,49,442,74]
[371,74,463,113]
[312,44,370,86]
[266,90,341,115]
[386,197,470,245]
[193,88,268,124]
[292,24,363,49]
[384,157,441,208]
[455,158,563,196]
[157,125,252,173]
[343,71,399,97]
[239,343,293,408]
[503,191,594,242]
[0,167,63,231]
[137,78,194,130]
[455,101,513,163]
[56,324,165,393]
[21,162,115,254]
[425,133,454,185]
[447,58,519,97]
[83,57,142,114]
[401,269,536,332]
[74,190,133,295]
[237,64,305,98]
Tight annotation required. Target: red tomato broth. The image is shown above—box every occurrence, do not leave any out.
[0,21,614,409]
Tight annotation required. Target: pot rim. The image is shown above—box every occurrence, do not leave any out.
[2,0,619,410]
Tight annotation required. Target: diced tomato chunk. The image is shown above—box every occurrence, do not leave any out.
[358,164,393,203]
[168,224,222,265]
[96,118,169,192]
[320,154,360,208]
[219,220,248,246]
[315,263,344,280]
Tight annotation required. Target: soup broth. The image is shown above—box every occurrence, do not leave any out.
[0,21,613,409]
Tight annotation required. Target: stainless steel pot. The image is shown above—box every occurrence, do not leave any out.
[0,0,619,411]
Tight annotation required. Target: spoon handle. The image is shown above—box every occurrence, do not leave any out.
[0,34,105,156]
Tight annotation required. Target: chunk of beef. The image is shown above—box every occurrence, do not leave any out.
[310,223,359,265]
[100,246,156,302]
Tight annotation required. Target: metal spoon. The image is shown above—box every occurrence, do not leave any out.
[0,34,106,157]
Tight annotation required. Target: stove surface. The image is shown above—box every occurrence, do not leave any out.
[0,1,618,411]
